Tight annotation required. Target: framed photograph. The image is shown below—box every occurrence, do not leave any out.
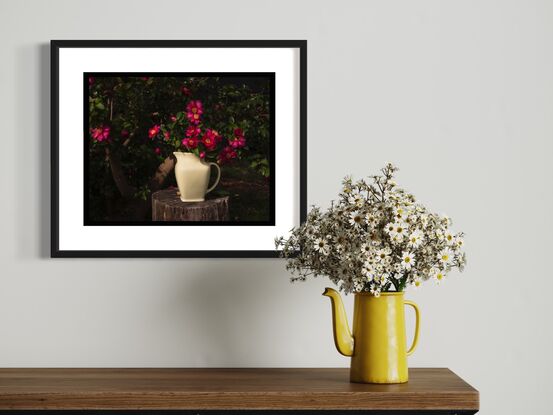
[51,40,307,257]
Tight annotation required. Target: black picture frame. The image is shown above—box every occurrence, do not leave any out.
[51,40,307,258]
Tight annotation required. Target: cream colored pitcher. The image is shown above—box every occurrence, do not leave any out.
[173,152,220,202]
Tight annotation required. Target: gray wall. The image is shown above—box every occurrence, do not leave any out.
[1,1,552,414]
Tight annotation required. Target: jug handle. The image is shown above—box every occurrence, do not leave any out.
[206,162,221,194]
[404,300,420,356]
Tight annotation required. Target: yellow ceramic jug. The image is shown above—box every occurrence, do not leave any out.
[323,288,420,384]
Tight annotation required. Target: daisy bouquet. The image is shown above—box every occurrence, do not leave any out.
[275,164,466,296]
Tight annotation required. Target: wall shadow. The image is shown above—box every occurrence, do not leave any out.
[14,43,50,259]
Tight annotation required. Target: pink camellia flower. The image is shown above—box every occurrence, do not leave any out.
[185,125,201,137]
[199,151,206,159]
[229,128,246,148]
[201,129,220,151]
[181,86,191,96]
[170,115,177,122]
[90,126,110,142]
[186,100,203,124]
[154,147,161,155]
[120,129,129,139]
[229,136,246,149]
[88,76,95,86]
[148,125,161,139]
[213,129,222,143]
[181,137,198,149]
[218,145,237,164]
[163,131,170,141]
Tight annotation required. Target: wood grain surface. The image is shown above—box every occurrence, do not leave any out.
[0,368,479,410]
[152,189,229,221]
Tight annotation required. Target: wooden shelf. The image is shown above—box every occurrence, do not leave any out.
[0,368,479,412]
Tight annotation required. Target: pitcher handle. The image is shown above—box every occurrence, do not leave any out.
[206,162,221,194]
[404,300,420,356]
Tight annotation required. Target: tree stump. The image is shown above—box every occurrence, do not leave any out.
[152,189,229,222]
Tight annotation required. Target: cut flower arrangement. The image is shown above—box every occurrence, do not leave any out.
[275,164,466,296]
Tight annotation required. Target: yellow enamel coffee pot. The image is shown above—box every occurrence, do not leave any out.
[323,288,420,384]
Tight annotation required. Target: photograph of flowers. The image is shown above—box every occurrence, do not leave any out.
[86,73,275,226]
[51,40,306,257]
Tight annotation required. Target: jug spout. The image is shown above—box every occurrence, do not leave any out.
[323,287,354,357]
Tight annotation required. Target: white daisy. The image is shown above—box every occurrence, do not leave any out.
[313,238,330,255]
[384,222,396,235]
[391,233,405,244]
[349,211,364,228]
[360,243,372,255]
[375,247,391,263]
[362,261,375,281]
[434,269,446,283]
[334,232,347,251]
[369,284,381,297]
[335,266,350,280]
[353,280,365,292]
[438,249,454,264]
[401,251,416,270]
[365,213,379,227]
[407,229,424,248]
[444,230,455,245]
[348,192,364,207]
[392,222,409,238]
[394,206,409,220]
[455,237,464,249]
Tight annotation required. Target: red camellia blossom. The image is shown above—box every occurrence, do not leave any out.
[88,76,95,86]
[201,129,220,151]
[186,100,203,124]
[218,145,237,164]
[163,131,170,141]
[181,86,191,96]
[182,137,198,149]
[154,147,161,155]
[185,125,201,137]
[148,125,161,139]
[90,126,111,142]
[170,115,177,122]
[141,77,150,81]
[120,129,129,139]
